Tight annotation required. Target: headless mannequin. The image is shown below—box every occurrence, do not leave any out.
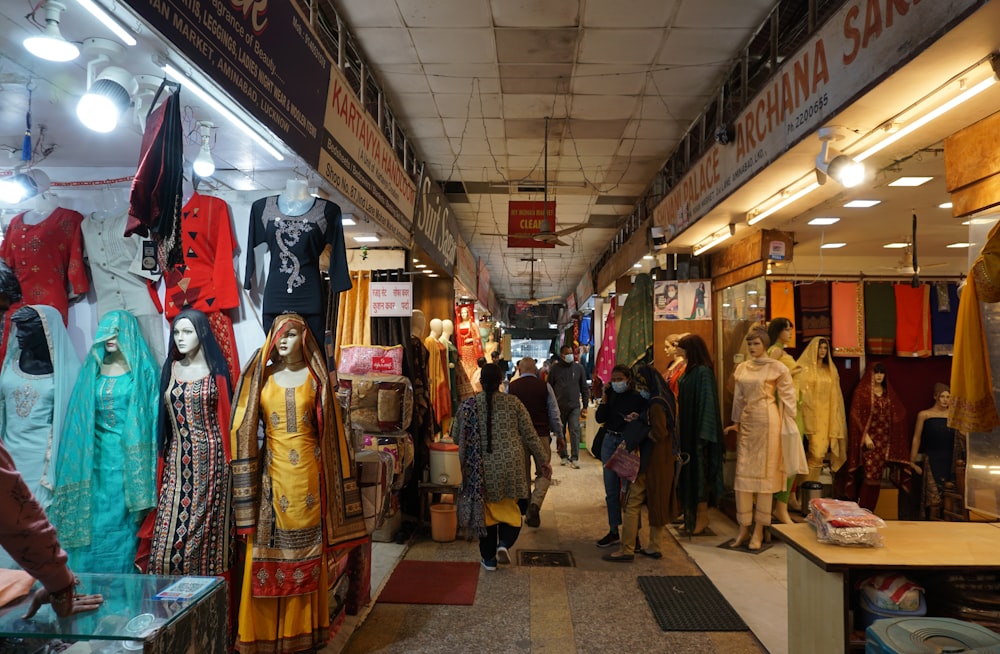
[411,309,426,340]
[11,311,53,375]
[93,187,126,222]
[270,324,310,388]
[23,192,59,226]
[276,179,313,217]
[171,318,210,382]
[100,337,130,377]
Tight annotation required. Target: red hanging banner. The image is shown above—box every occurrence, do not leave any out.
[507,201,556,249]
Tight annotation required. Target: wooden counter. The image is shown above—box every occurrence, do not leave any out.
[772,521,1000,654]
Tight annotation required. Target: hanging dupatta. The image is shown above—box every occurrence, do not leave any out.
[617,273,654,368]
[454,395,487,538]
[52,310,159,547]
[594,297,618,384]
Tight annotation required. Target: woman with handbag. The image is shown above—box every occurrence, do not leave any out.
[594,364,648,549]
[725,327,804,551]
[603,365,680,562]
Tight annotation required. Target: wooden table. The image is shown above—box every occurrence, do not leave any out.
[773,521,1000,654]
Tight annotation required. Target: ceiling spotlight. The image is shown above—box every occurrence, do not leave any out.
[0,169,51,205]
[76,38,136,133]
[815,126,865,187]
[192,121,215,177]
[23,1,80,62]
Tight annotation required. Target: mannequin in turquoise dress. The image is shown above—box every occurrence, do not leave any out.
[0,305,80,570]
[52,310,160,573]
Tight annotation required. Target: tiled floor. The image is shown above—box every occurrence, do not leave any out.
[328,446,791,653]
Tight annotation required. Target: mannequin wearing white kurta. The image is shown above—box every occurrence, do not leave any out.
[731,356,797,494]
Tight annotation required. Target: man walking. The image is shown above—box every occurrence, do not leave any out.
[508,358,561,528]
[547,344,588,468]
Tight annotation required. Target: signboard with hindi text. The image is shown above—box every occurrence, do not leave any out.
[369,281,412,317]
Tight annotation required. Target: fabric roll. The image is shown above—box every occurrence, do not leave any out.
[831,282,865,356]
[931,282,959,356]
[797,282,831,340]
[894,283,931,357]
[769,282,796,348]
[864,282,896,355]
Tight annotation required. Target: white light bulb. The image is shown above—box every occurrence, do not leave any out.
[77,93,121,132]
[193,143,215,177]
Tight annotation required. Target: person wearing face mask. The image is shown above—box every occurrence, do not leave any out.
[547,344,589,468]
[594,365,647,548]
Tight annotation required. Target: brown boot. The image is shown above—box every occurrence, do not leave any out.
[693,502,709,535]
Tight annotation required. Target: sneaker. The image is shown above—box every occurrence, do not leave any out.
[569,460,580,469]
[481,558,497,571]
[525,503,541,528]
[496,544,511,565]
[596,532,620,548]
[560,457,570,466]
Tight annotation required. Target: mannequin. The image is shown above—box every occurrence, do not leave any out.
[846,363,908,511]
[144,309,233,576]
[52,310,159,574]
[910,383,958,519]
[725,327,802,551]
[245,179,348,343]
[23,191,59,225]
[423,317,450,435]
[766,317,800,523]
[406,310,434,514]
[456,304,483,380]
[797,337,847,482]
[411,309,427,340]
[230,314,365,653]
[442,318,475,403]
[663,332,688,396]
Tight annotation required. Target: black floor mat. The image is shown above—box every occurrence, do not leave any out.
[638,575,750,632]
[517,549,575,567]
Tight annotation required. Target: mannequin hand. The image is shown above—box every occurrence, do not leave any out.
[723,423,739,435]
[863,434,874,450]
[910,461,923,474]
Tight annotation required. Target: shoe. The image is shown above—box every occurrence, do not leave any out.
[602,552,634,562]
[525,503,541,528]
[560,457,570,466]
[569,460,580,469]
[638,548,663,559]
[596,532,621,548]
[482,558,497,571]
[496,544,511,565]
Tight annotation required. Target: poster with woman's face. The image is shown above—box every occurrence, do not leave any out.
[653,281,680,320]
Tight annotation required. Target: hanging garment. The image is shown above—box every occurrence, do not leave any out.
[336,273,371,362]
[894,284,931,357]
[797,282,831,340]
[864,282,896,355]
[769,282,796,348]
[831,281,865,356]
[930,282,959,356]
[617,273,654,368]
[594,297,617,385]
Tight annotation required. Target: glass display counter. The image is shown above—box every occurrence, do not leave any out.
[0,574,226,653]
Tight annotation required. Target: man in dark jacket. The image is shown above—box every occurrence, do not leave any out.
[508,358,561,527]
[547,344,589,468]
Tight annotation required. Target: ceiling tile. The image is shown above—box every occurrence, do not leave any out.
[583,0,679,28]
[617,138,677,158]
[456,154,509,171]
[572,65,647,95]
[569,95,639,120]
[434,92,502,118]
[411,28,496,63]
[450,137,507,155]
[489,0,580,27]
[377,65,432,94]
[499,64,573,94]
[335,0,404,27]
[566,119,630,139]
[628,119,685,140]
[557,154,607,169]
[506,139,551,156]
[506,155,545,171]
[579,29,666,65]
[495,29,579,64]
[647,66,721,104]
[675,0,775,29]
[422,64,501,94]
[637,95,705,125]
[505,118,567,139]
[443,118,506,139]
[404,118,448,139]
[351,28,419,64]
[502,95,568,119]
[395,0,492,27]
[393,93,441,118]
[658,27,747,66]
[563,139,620,156]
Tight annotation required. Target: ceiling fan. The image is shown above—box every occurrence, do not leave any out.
[880,214,945,282]
[480,116,591,247]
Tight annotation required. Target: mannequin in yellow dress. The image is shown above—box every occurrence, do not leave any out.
[766,317,801,523]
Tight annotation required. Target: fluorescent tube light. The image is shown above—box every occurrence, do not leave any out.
[747,181,821,226]
[75,0,136,46]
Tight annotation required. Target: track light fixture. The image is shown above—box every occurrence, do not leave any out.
[815,126,864,187]
[192,121,215,177]
[0,169,51,205]
[23,1,80,62]
[692,223,736,257]
[76,38,136,133]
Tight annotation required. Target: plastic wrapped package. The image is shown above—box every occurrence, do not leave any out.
[338,345,404,376]
[859,574,925,612]
[807,498,886,547]
[339,373,414,433]
[360,431,415,489]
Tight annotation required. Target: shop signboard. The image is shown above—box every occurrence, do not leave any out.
[369,281,412,317]
[652,0,979,238]
[124,0,328,169]
[575,271,594,307]
[320,67,416,249]
[454,239,478,298]
[412,170,459,275]
[507,201,556,248]
[477,258,491,308]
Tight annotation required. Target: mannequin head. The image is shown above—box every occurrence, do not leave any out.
[283,179,309,200]
[172,317,201,358]
[276,323,305,363]
[11,306,52,372]
[411,309,426,339]
[933,383,950,409]
[767,317,793,348]
[745,326,770,359]
[441,319,454,340]
[871,362,888,390]
[458,305,471,322]
[428,318,443,339]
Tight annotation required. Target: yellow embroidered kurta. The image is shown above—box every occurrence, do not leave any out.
[237,377,329,654]
[732,358,798,493]
[796,340,848,471]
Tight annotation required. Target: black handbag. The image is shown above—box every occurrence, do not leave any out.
[622,413,651,450]
[590,425,606,458]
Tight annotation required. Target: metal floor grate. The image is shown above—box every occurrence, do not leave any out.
[517,549,576,567]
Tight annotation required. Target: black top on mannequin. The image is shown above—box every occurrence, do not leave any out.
[11,307,53,375]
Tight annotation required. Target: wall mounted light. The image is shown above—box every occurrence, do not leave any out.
[0,169,51,204]
[75,0,137,46]
[23,1,80,62]
[76,38,136,133]
[815,126,865,187]
[192,121,215,177]
[692,223,736,256]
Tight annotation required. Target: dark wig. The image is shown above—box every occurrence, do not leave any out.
[678,333,713,369]
[767,317,793,348]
